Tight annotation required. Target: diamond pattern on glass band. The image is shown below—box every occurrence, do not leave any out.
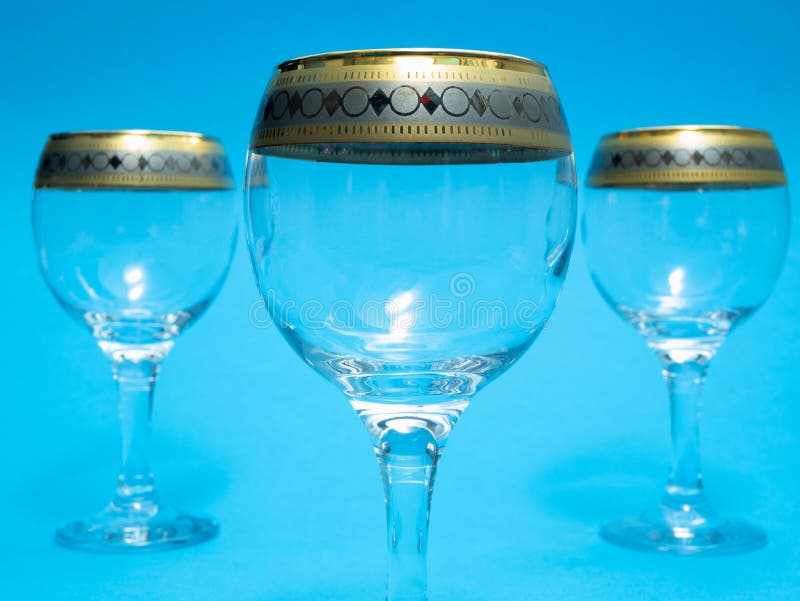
[35,130,235,190]
[250,50,572,164]
[586,126,786,190]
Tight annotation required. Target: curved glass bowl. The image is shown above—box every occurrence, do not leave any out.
[36,189,237,343]
[245,48,577,600]
[248,158,575,412]
[584,186,789,345]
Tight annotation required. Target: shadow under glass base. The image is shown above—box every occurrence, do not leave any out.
[600,502,766,556]
[55,502,219,553]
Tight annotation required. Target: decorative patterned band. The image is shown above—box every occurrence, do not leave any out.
[586,126,786,190]
[35,130,235,190]
[250,49,572,164]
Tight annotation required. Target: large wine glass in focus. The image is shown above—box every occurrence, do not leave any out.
[33,130,238,552]
[245,49,577,599]
[584,125,789,555]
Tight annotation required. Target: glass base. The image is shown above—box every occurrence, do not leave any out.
[55,502,219,553]
[601,503,766,556]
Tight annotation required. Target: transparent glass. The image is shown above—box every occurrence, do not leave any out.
[583,185,790,555]
[33,188,238,552]
[246,153,577,598]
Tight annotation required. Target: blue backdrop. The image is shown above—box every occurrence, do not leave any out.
[1,1,799,599]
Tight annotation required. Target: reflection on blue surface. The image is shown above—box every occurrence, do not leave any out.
[1,0,799,598]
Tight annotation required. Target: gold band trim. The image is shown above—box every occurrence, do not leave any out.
[598,129,776,150]
[35,130,234,190]
[35,174,235,190]
[277,48,547,76]
[270,64,556,94]
[250,49,570,164]
[586,125,785,190]
[44,130,226,154]
[587,169,787,188]
[251,123,571,152]
[599,125,773,144]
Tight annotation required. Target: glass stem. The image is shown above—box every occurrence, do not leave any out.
[375,428,441,601]
[104,344,169,514]
[658,351,711,504]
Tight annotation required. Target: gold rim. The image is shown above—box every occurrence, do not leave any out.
[50,129,219,139]
[276,48,548,76]
[35,129,234,190]
[250,48,570,164]
[586,124,785,190]
[44,130,225,153]
[598,125,775,148]
[602,124,768,137]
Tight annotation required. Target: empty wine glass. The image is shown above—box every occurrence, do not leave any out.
[584,125,789,555]
[33,130,237,552]
[245,49,577,599]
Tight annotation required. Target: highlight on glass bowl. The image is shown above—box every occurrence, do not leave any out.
[583,125,789,555]
[245,48,577,599]
[33,130,238,552]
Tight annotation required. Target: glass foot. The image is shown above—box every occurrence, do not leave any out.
[55,502,219,553]
[601,503,766,556]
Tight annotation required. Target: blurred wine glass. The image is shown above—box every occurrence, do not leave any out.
[33,130,237,552]
[584,125,789,555]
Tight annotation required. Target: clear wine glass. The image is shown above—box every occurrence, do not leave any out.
[245,49,577,599]
[33,130,238,552]
[583,125,789,555]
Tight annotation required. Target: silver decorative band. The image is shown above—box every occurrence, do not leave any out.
[36,150,234,190]
[34,130,235,190]
[250,80,571,163]
[586,126,786,190]
[258,82,565,125]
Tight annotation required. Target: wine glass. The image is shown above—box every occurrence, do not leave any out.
[583,125,789,555]
[245,49,577,599]
[33,130,238,552]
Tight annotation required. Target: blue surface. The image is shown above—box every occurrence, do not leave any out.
[1,1,799,598]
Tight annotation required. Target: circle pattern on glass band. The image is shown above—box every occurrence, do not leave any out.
[595,146,774,170]
[587,144,785,189]
[258,84,565,126]
[35,150,234,189]
[440,86,470,117]
[586,126,786,189]
[389,85,421,116]
[341,87,371,117]
[300,88,325,118]
[251,78,572,164]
